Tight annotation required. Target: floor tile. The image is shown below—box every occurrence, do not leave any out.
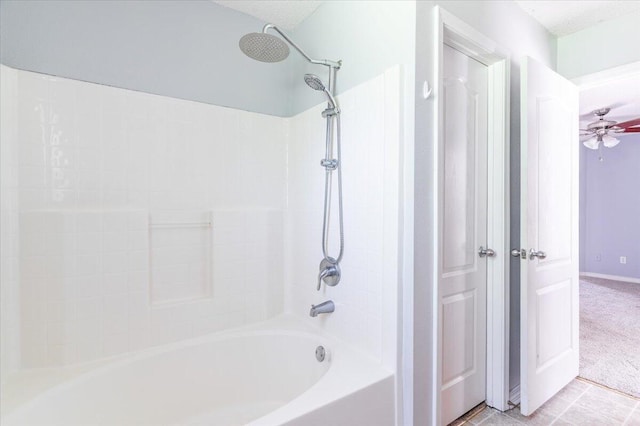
[573,388,635,423]
[558,403,620,426]
[452,379,639,426]
[584,383,638,409]
[536,394,574,417]
[625,407,640,426]
[479,412,524,425]
[503,406,556,425]
[551,419,575,425]
[468,408,496,425]
[554,379,590,403]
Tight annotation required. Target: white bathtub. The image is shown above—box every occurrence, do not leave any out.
[2,315,395,425]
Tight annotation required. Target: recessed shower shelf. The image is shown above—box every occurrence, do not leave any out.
[149,211,214,305]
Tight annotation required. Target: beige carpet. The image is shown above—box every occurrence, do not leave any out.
[579,276,640,398]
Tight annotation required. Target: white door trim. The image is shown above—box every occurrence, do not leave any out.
[432,7,511,424]
[571,60,640,89]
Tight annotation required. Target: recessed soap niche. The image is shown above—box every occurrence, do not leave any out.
[149,211,213,305]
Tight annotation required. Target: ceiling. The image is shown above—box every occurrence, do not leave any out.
[212,0,639,131]
[515,0,640,36]
[213,0,640,36]
[212,0,322,30]
[579,73,640,133]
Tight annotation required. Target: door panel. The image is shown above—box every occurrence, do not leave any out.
[520,57,579,416]
[443,76,478,273]
[536,98,573,263]
[441,44,488,425]
[442,290,477,384]
[536,279,572,367]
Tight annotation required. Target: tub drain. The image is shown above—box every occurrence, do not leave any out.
[315,345,326,362]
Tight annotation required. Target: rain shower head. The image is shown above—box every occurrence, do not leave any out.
[239,24,341,69]
[304,74,338,111]
[239,32,290,63]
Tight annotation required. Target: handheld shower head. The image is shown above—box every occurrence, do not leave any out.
[304,74,338,111]
[239,32,289,63]
[304,74,326,91]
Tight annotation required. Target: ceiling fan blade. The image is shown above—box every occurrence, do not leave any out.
[621,127,640,133]
[616,117,640,130]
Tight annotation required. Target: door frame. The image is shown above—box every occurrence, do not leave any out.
[431,7,511,424]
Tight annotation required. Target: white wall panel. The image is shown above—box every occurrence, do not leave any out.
[14,69,287,367]
[7,65,401,374]
[1,65,21,380]
[286,67,401,369]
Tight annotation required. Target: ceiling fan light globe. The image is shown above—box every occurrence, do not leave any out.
[602,134,620,148]
[583,136,599,150]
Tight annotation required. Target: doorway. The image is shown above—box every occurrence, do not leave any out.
[574,63,640,399]
[431,7,511,426]
[440,42,489,425]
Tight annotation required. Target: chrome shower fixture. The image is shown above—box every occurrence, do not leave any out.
[239,32,290,63]
[303,73,325,91]
[240,23,344,297]
[239,24,341,69]
[304,74,339,114]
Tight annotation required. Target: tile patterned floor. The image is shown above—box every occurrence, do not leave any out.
[453,378,640,425]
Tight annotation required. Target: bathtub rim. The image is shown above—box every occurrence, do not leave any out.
[1,314,393,424]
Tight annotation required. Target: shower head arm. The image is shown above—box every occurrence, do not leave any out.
[263,24,341,69]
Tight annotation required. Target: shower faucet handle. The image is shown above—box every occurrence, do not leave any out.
[317,258,341,290]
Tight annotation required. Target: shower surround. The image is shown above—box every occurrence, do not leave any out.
[1,64,402,421]
[7,65,287,369]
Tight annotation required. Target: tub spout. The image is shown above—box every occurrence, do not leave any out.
[310,300,335,317]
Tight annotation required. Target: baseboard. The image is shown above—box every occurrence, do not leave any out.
[508,384,521,406]
[580,272,640,284]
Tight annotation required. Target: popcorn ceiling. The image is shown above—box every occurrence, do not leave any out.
[515,0,640,37]
[213,1,323,30]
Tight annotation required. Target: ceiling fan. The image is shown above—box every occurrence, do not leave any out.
[580,107,640,150]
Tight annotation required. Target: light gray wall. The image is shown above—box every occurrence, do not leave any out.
[287,1,416,115]
[0,0,418,118]
[0,0,292,116]
[580,139,587,272]
[581,135,640,279]
[413,2,556,421]
[558,12,640,80]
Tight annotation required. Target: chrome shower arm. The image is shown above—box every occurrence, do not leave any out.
[263,24,342,69]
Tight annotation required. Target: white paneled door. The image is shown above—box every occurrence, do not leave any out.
[440,44,489,425]
[520,57,579,415]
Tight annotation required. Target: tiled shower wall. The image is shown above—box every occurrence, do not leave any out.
[13,69,286,367]
[1,65,21,379]
[286,67,401,370]
[5,65,403,370]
